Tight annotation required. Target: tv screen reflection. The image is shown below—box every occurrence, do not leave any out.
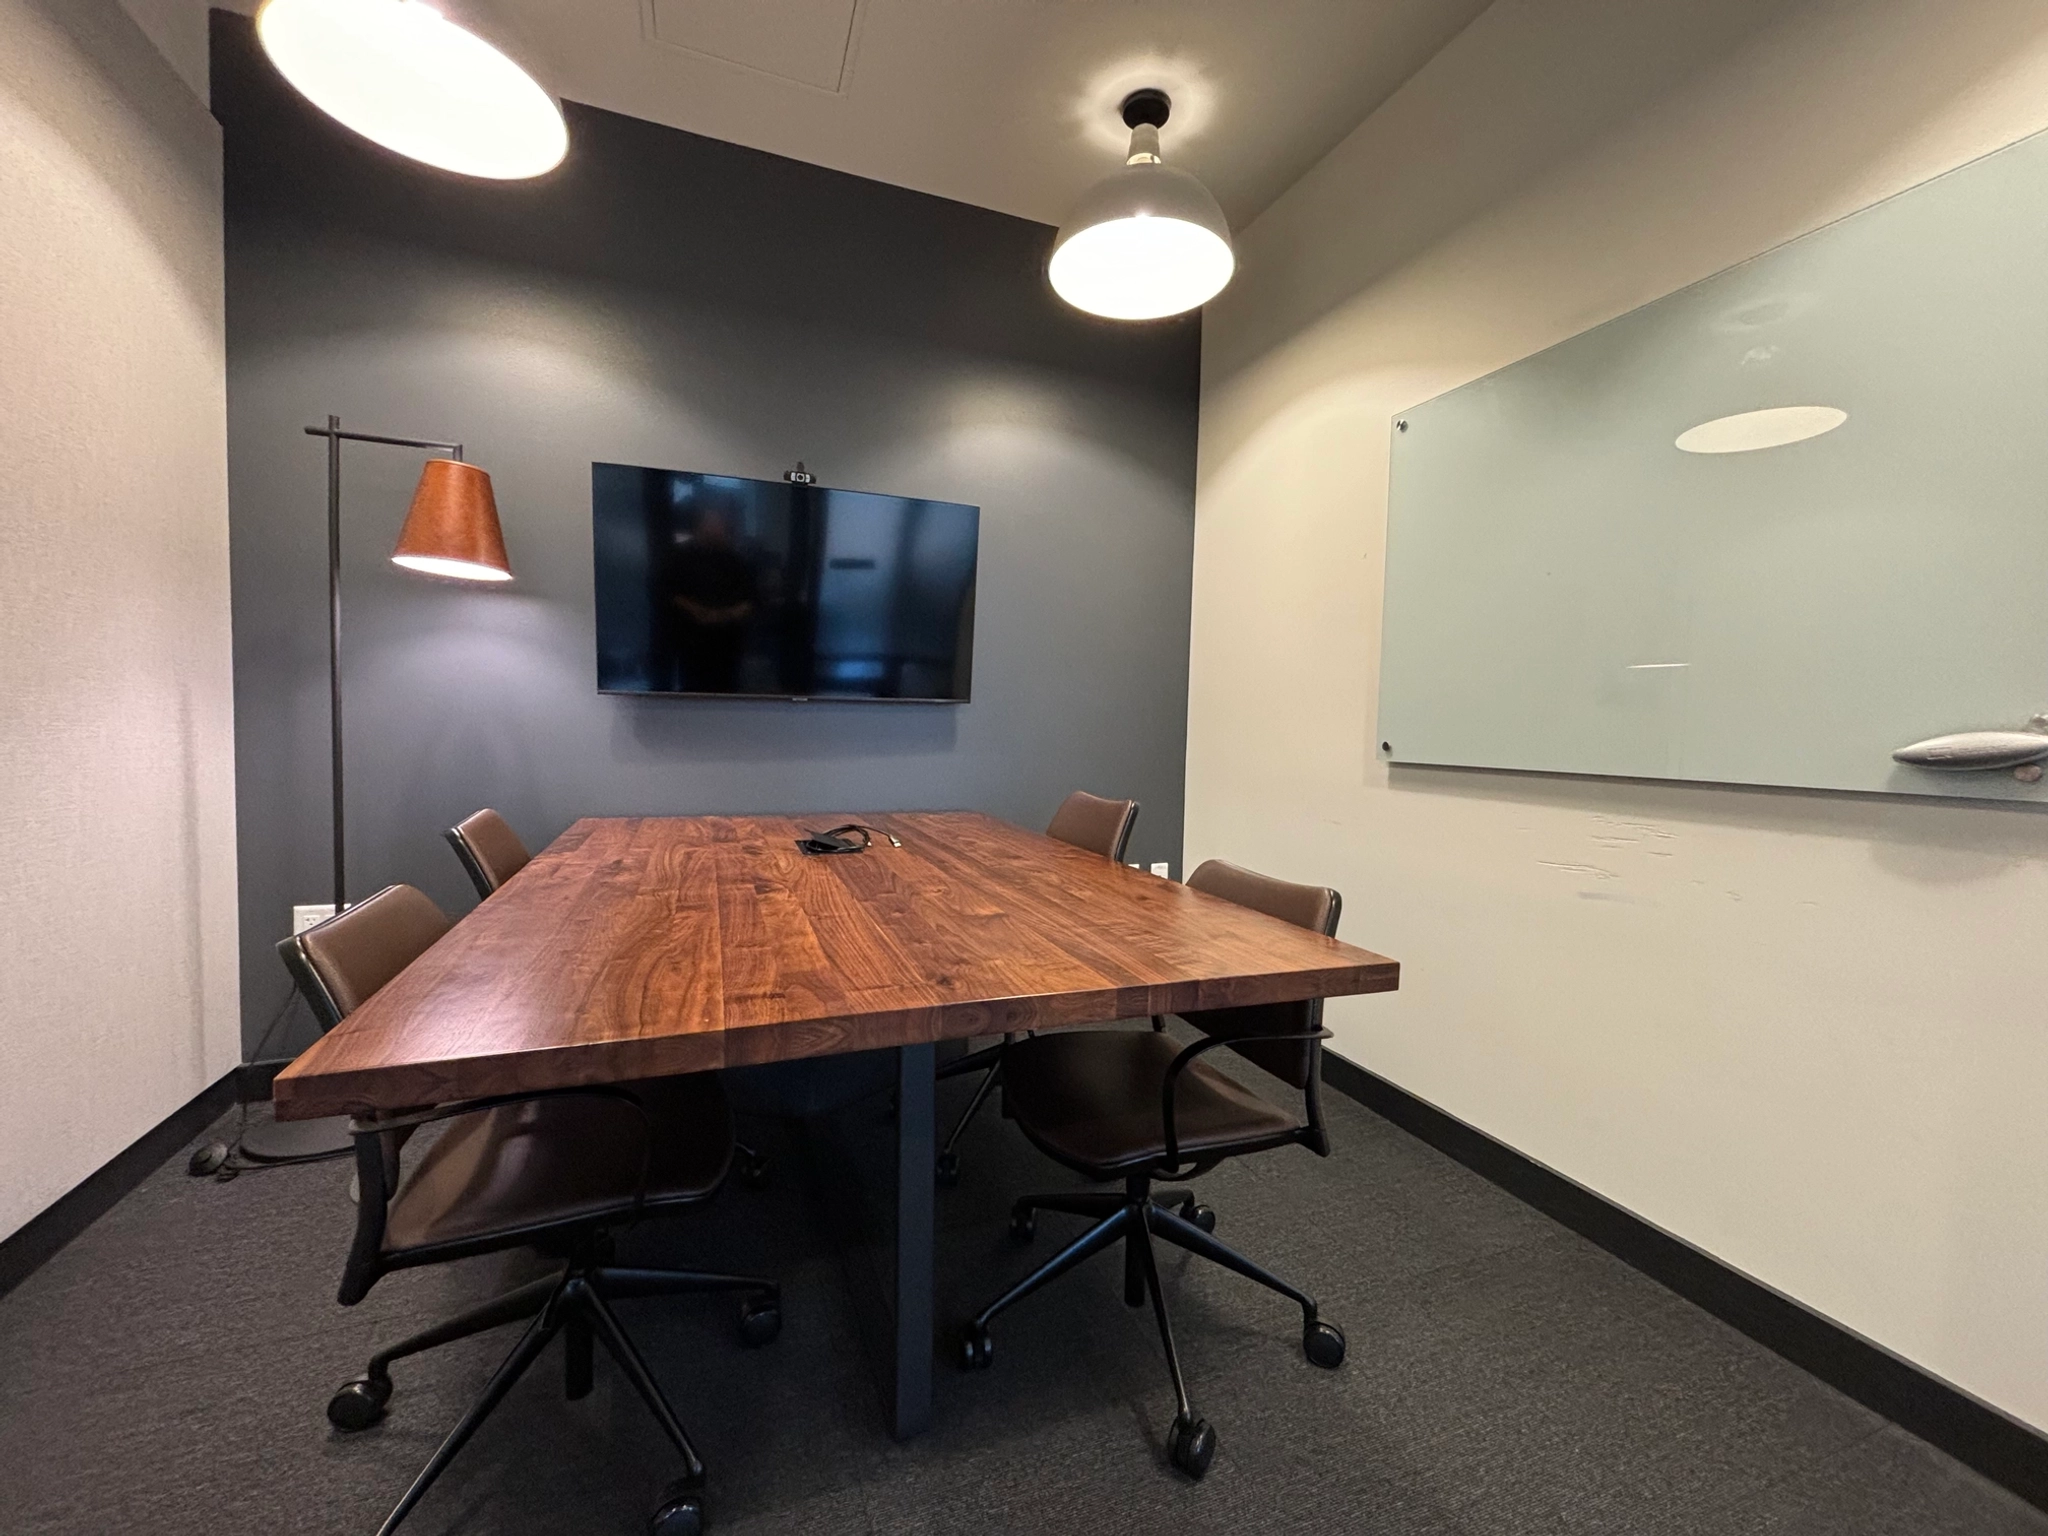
[592,463,979,702]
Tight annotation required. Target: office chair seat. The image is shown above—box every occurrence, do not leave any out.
[384,1074,734,1254]
[1004,1029,1300,1175]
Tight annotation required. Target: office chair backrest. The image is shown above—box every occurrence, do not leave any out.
[1045,791,1139,862]
[276,883,452,1032]
[1179,859,1342,1091]
[445,808,532,899]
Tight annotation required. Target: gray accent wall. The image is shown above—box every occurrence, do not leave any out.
[213,15,1199,1053]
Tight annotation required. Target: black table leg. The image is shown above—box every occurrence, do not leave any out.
[792,1042,936,1439]
[892,1042,936,1438]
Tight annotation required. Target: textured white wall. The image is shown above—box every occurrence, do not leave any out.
[1191,0,2048,1431]
[0,0,239,1240]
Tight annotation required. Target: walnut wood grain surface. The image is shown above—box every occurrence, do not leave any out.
[274,813,1400,1120]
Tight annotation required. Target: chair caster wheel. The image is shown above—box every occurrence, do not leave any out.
[649,1484,705,1536]
[1303,1319,1346,1369]
[327,1375,392,1431]
[1169,1415,1216,1479]
[187,1142,228,1178]
[1181,1202,1216,1233]
[960,1327,994,1370]
[736,1148,770,1190]
[1008,1208,1035,1243]
[737,1295,781,1348]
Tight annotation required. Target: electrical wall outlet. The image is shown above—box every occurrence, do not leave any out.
[292,903,336,935]
[1150,862,1171,879]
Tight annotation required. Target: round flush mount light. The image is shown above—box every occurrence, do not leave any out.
[1675,405,1848,454]
[256,0,568,180]
[1049,89,1235,321]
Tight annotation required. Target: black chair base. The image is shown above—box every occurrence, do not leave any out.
[960,1176,1344,1479]
[935,1040,1006,1186]
[332,1259,779,1536]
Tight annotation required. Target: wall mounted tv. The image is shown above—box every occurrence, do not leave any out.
[593,462,979,702]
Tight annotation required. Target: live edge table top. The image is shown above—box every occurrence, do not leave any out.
[274,813,1401,1121]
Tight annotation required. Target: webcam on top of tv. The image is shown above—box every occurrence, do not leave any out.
[784,462,815,485]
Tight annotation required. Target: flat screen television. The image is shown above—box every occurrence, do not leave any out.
[592,462,979,702]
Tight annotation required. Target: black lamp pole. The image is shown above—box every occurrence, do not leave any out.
[303,417,464,913]
[187,419,491,1179]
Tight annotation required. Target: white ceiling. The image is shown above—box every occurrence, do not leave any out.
[134,0,1491,230]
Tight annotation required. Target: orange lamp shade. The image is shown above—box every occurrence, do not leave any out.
[390,459,513,582]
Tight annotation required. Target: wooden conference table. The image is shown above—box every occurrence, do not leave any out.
[275,812,1400,1435]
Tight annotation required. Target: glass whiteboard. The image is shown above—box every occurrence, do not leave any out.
[1379,126,2048,803]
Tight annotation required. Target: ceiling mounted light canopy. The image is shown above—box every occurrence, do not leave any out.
[1675,406,1848,454]
[255,0,568,180]
[1049,88,1235,322]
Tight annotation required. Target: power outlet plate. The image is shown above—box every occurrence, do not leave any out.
[1150,862,1171,879]
[292,904,336,935]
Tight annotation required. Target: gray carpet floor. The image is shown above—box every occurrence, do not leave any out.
[2,1061,2042,1536]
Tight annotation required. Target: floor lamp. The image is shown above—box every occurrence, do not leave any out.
[222,415,514,1171]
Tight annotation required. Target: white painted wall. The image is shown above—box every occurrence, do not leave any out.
[116,0,216,104]
[1190,0,2048,1432]
[0,0,239,1241]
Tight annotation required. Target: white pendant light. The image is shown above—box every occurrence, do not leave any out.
[1049,89,1234,321]
[255,0,568,181]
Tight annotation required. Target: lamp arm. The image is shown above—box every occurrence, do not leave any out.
[303,423,463,459]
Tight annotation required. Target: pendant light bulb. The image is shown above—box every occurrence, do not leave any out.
[256,0,568,181]
[1048,89,1235,321]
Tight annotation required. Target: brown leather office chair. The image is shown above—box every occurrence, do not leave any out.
[933,791,1140,1186]
[1043,789,1140,862]
[443,807,532,899]
[958,859,1347,1481]
[277,884,777,1536]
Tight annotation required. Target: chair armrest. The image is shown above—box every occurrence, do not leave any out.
[352,1085,658,1220]
[1159,1028,1331,1171]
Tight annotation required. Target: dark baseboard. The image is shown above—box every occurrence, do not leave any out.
[0,1071,238,1300]
[1320,1053,2048,1514]
[236,1058,293,1103]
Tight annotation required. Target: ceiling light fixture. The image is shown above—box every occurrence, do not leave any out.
[1049,89,1234,321]
[1675,406,1848,454]
[255,0,568,180]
